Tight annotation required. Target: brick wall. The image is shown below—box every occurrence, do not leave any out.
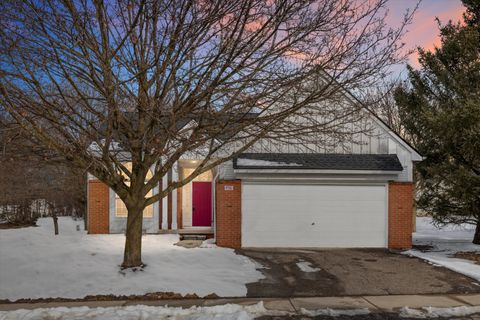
[216,180,242,248]
[88,180,109,234]
[388,182,414,249]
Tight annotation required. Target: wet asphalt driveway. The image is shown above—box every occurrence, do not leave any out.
[238,248,480,298]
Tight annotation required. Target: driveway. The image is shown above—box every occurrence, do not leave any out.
[239,248,480,298]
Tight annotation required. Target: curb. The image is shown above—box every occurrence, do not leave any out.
[0,294,479,313]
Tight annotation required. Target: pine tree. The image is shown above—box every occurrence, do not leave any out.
[395,0,480,243]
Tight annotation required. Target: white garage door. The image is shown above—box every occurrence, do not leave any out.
[242,183,387,248]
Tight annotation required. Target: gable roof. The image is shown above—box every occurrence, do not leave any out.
[233,153,403,171]
[92,79,422,163]
[317,72,422,161]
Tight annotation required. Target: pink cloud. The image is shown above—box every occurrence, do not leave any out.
[397,1,465,67]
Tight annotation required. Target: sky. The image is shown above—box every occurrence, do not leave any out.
[385,0,465,76]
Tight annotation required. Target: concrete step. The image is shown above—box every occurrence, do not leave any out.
[181,235,207,241]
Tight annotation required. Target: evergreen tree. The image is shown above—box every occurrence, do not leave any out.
[395,0,480,243]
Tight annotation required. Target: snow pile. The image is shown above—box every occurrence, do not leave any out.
[0,302,281,320]
[403,217,480,281]
[237,158,302,167]
[400,306,480,318]
[296,260,321,272]
[0,218,264,300]
[300,307,370,317]
[199,238,217,248]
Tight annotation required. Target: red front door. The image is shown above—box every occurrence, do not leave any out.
[192,181,212,227]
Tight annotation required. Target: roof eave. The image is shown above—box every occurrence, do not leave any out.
[233,168,402,174]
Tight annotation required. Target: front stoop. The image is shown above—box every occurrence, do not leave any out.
[178,227,214,240]
[180,235,207,241]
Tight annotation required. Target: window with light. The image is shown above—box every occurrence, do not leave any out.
[115,163,154,218]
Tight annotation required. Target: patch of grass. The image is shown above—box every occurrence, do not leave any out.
[0,292,220,304]
[0,222,37,229]
[411,244,434,252]
[454,251,480,265]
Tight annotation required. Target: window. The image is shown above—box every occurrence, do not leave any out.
[115,163,154,218]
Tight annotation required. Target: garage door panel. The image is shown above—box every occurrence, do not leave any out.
[246,215,382,232]
[242,201,385,220]
[242,184,387,248]
[243,185,385,201]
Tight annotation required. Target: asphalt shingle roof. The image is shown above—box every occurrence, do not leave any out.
[233,153,404,171]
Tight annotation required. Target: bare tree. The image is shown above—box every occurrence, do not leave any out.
[360,78,420,148]
[0,0,413,268]
[360,79,405,136]
[0,116,86,228]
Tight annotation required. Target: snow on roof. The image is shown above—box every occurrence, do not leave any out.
[234,153,403,171]
[236,158,302,167]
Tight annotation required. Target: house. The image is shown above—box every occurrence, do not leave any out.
[87,96,422,250]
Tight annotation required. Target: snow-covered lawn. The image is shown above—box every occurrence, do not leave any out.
[0,303,374,320]
[400,306,480,318]
[3,304,480,320]
[0,217,263,301]
[0,303,276,320]
[404,217,480,281]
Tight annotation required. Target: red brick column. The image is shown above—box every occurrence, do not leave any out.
[216,180,242,248]
[388,182,414,249]
[88,180,109,234]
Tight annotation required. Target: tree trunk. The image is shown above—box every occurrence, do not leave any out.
[52,212,59,235]
[473,221,480,245]
[122,206,144,268]
[83,206,88,231]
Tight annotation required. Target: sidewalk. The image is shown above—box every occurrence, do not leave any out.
[1,293,479,313]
